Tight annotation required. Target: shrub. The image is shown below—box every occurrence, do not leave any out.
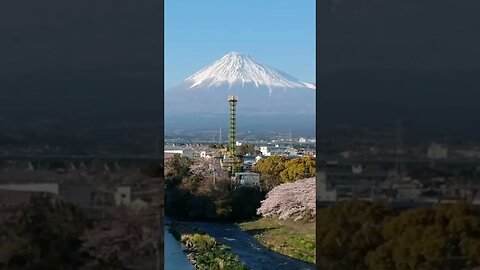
[171,224,248,270]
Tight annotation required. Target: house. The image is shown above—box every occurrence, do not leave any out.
[352,164,363,174]
[164,146,194,159]
[259,146,270,156]
[259,145,293,157]
[286,146,299,156]
[114,186,131,206]
[393,179,423,200]
[200,151,212,159]
[130,198,149,210]
[234,172,260,186]
[427,143,448,159]
[243,156,256,171]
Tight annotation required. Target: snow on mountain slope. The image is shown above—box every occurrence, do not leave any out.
[165,52,315,118]
[183,52,315,91]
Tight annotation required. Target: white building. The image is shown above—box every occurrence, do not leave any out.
[287,147,299,156]
[298,137,307,143]
[234,172,260,186]
[259,146,271,156]
[259,145,294,157]
[164,147,194,159]
[352,164,363,174]
[427,143,448,159]
[200,152,213,159]
[114,186,131,206]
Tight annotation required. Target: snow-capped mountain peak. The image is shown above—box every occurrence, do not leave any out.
[184,52,315,90]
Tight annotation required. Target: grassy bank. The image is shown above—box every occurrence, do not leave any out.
[238,218,316,264]
[169,223,248,270]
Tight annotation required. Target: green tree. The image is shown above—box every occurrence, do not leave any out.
[280,156,316,183]
[370,203,480,270]
[253,156,288,189]
[316,201,480,270]
[317,200,391,270]
[165,154,192,186]
[389,225,447,270]
[366,243,395,270]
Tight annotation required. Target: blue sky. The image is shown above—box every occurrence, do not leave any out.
[165,0,315,88]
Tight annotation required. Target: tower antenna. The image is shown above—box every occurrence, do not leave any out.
[228,96,238,158]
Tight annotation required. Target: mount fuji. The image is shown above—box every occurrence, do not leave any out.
[165,52,315,119]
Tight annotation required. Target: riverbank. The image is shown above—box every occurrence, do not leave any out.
[238,218,316,264]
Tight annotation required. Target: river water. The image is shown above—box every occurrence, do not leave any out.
[187,222,315,270]
[164,217,315,270]
[164,225,194,270]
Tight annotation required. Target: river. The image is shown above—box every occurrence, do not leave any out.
[164,217,315,270]
[164,225,194,270]
[184,221,315,270]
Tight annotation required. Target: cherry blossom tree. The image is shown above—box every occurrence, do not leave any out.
[189,158,216,177]
[257,177,316,221]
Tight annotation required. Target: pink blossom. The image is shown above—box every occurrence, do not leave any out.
[257,177,316,221]
[189,158,216,177]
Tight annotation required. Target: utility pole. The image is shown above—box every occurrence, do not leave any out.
[289,129,292,148]
[219,127,222,145]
